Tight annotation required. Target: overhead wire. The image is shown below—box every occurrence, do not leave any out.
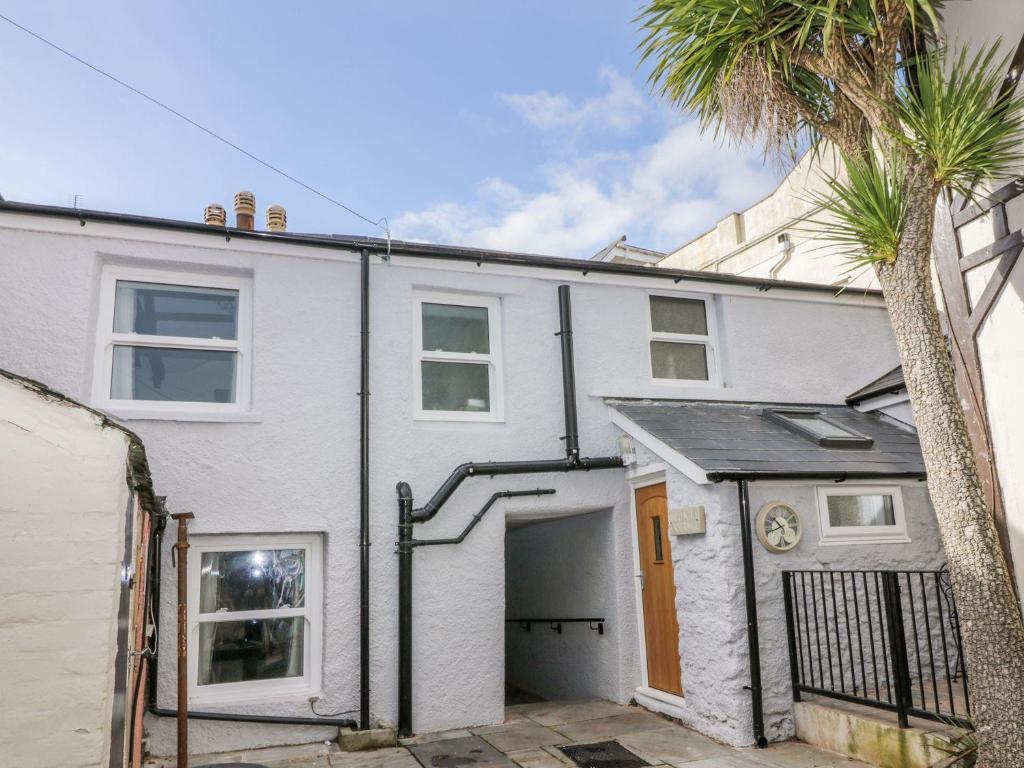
[0,11,391,246]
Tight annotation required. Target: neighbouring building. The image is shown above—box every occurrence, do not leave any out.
[645,6,1024,610]
[0,194,953,762]
[0,369,159,768]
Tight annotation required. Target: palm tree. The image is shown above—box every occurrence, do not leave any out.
[636,2,1024,764]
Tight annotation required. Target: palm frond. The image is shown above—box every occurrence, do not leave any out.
[894,42,1024,197]
[804,151,907,268]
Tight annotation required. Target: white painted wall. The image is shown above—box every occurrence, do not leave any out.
[625,441,945,746]
[0,210,903,751]
[0,375,132,768]
[505,510,621,702]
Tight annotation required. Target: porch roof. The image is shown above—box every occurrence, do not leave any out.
[610,399,925,482]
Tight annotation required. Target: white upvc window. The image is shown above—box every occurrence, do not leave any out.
[647,293,719,385]
[815,485,910,545]
[413,291,504,422]
[91,266,252,417]
[187,533,323,705]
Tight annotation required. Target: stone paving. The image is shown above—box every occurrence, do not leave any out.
[155,699,873,768]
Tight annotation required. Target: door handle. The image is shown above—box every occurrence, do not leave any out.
[637,572,646,591]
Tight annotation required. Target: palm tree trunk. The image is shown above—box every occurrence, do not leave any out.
[876,164,1024,766]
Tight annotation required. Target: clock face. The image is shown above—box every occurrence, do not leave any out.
[755,502,802,553]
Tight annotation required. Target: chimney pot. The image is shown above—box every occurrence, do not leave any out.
[204,203,227,227]
[234,190,256,230]
[266,204,287,232]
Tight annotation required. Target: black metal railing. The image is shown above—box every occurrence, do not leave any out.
[782,569,970,728]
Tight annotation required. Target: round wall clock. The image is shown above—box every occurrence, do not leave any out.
[755,501,802,553]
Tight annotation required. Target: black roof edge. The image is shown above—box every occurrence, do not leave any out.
[0,199,884,298]
[846,382,907,406]
[0,367,161,518]
[706,470,927,482]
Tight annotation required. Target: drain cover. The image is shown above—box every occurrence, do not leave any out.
[559,741,649,768]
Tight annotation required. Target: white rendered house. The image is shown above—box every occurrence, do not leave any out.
[0,197,951,758]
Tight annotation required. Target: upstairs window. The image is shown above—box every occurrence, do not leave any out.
[648,294,716,383]
[93,267,251,415]
[414,292,503,421]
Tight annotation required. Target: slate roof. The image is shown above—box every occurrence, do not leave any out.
[846,366,905,405]
[612,399,925,480]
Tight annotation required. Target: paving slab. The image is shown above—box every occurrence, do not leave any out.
[330,747,422,768]
[525,701,632,728]
[474,723,568,752]
[407,735,517,768]
[743,741,853,768]
[402,729,475,746]
[616,727,733,764]
[506,748,576,768]
[665,756,764,768]
[553,712,672,743]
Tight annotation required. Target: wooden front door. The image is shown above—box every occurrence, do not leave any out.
[635,483,683,696]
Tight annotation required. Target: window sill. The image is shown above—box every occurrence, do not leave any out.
[104,408,263,423]
[413,412,505,424]
[189,685,321,708]
[818,535,912,546]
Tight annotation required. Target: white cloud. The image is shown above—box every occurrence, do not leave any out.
[393,119,779,259]
[499,67,649,134]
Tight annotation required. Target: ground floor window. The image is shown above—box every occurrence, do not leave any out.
[187,533,322,703]
[815,486,909,545]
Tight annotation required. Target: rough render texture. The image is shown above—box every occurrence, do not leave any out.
[627,442,945,747]
[0,214,907,752]
[0,375,131,768]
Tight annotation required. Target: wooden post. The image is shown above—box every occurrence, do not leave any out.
[170,512,194,768]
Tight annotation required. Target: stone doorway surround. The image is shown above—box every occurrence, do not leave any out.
[147,699,874,768]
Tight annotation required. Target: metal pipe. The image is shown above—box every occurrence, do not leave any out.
[397,482,414,738]
[395,285,624,736]
[359,248,371,730]
[170,512,194,768]
[736,481,767,748]
[557,284,580,462]
[410,457,620,523]
[412,489,555,547]
[149,708,356,728]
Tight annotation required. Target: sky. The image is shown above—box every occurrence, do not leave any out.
[0,2,783,259]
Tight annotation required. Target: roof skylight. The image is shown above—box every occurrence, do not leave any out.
[763,408,874,449]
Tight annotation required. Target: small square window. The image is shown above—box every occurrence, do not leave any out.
[647,293,716,383]
[414,292,503,421]
[189,535,322,704]
[816,486,909,545]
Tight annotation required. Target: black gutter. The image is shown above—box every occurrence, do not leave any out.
[707,470,926,483]
[845,384,907,406]
[0,199,881,297]
[736,480,767,748]
[395,285,625,737]
[358,249,371,730]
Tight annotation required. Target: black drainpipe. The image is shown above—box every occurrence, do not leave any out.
[359,248,371,730]
[736,479,767,748]
[395,284,625,737]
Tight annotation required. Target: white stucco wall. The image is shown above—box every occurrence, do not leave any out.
[0,375,131,768]
[625,441,945,747]
[0,210,904,751]
[505,510,622,702]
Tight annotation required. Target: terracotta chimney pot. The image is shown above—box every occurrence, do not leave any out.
[266,204,287,232]
[234,190,256,230]
[204,203,227,227]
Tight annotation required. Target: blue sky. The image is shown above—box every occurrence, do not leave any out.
[0,1,782,258]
